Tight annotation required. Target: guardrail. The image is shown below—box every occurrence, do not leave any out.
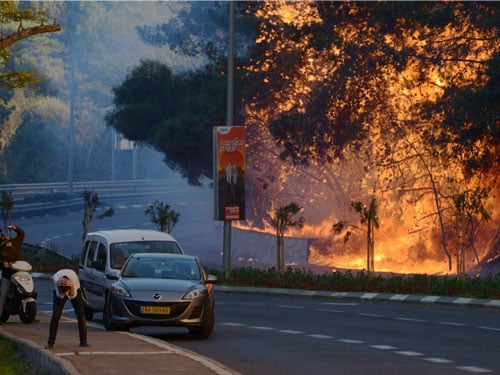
[0,179,180,200]
[0,179,185,216]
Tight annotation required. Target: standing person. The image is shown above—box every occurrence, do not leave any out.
[0,225,25,323]
[46,269,89,349]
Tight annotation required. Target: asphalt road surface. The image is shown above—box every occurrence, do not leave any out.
[34,279,500,375]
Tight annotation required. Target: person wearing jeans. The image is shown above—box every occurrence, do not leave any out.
[46,269,89,349]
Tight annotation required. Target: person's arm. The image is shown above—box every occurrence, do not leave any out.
[7,226,24,243]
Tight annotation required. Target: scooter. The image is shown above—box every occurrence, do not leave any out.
[0,260,38,323]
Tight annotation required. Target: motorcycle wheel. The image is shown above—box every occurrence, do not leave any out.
[19,301,37,324]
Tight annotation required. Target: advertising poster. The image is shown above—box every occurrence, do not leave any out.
[213,126,246,221]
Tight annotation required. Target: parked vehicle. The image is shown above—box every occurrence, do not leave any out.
[0,260,37,323]
[78,229,184,321]
[104,253,217,339]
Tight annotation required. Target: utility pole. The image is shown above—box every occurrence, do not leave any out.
[222,1,235,279]
[68,4,76,194]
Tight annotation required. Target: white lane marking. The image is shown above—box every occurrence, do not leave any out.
[395,351,423,356]
[337,339,364,344]
[424,358,454,364]
[395,317,427,323]
[357,313,383,318]
[455,366,492,373]
[59,351,173,357]
[278,329,304,334]
[370,345,398,350]
[219,322,244,327]
[250,326,274,330]
[315,308,345,313]
[307,334,334,339]
[478,326,500,332]
[439,321,467,327]
[275,304,304,309]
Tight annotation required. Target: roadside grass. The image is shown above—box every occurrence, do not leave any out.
[0,337,47,375]
[21,243,79,274]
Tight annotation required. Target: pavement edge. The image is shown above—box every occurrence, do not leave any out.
[0,328,79,375]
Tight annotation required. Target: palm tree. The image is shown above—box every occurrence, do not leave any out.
[272,202,304,272]
[144,200,180,234]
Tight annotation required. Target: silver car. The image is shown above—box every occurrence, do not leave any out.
[104,253,217,339]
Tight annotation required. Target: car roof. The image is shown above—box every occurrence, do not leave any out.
[85,229,179,243]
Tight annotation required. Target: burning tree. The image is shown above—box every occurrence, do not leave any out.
[271,202,304,272]
[107,2,498,274]
[243,1,498,274]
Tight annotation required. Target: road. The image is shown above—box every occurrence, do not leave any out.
[13,185,500,374]
[34,279,500,375]
[14,181,224,266]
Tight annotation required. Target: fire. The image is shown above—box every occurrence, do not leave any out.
[239,2,499,275]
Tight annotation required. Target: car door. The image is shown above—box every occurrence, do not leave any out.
[80,241,101,310]
[88,242,108,311]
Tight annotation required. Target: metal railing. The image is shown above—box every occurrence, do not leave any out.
[0,179,184,215]
[0,179,179,200]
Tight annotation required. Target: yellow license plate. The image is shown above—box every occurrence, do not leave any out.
[141,305,170,314]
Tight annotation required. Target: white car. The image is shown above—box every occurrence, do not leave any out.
[78,229,184,321]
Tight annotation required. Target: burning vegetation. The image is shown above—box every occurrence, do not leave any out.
[239,2,498,276]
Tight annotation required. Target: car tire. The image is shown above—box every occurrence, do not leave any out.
[189,306,214,339]
[103,299,117,331]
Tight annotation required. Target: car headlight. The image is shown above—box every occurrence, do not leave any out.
[182,288,206,300]
[110,284,131,297]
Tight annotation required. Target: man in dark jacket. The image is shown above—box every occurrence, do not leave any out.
[0,225,25,322]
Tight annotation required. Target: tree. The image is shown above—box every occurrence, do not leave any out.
[144,200,180,234]
[0,2,61,89]
[352,198,379,274]
[271,202,304,273]
[452,188,491,278]
[106,60,226,185]
[0,190,13,230]
[81,190,114,240]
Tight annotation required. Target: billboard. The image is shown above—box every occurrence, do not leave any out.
[213,126,245,221]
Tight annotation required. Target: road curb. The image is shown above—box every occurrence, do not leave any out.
[214,285,500,309]
[0,328,80,375]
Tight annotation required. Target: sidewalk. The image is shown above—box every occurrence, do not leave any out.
[0,313,237,375]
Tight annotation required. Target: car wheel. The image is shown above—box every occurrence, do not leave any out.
[103,298,117,331]
[19,301,37,324]
[189,306,214,339]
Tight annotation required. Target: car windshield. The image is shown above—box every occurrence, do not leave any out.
[121,257,201,280]
[110,241,182,270]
